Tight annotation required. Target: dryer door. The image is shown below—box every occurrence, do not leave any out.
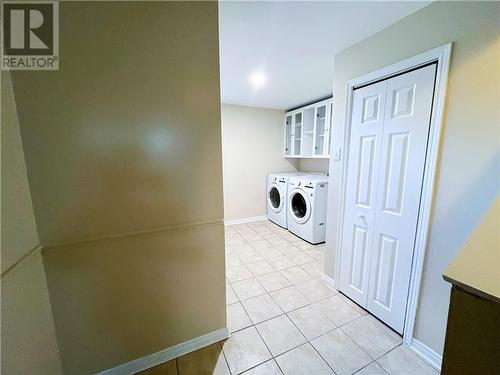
[268,183,284,213]
[289,189,311,224]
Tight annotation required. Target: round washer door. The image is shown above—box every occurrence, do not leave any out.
[289,189,311,224]
[268,183,284,213]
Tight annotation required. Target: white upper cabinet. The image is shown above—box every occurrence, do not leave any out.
[284,114,293,156]
[293,112,303,156]
[284,98,332,158]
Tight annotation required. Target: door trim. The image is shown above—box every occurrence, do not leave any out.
[335,43,452,348]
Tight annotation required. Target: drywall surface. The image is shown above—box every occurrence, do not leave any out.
[299,158,330,173]
[12,2,224,246]
[43,223,225,374]
[1,72,39,272]
[9,2,225,373]
[1,72,62,374]
[325,1,499,356]
[1,250,63,375]
[444,196,500,301]
[221,104,298,221]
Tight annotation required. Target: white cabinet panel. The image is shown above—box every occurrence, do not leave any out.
[284,98,332,158]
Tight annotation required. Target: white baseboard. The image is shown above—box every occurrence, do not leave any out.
[98,327,230,375]
[409,338,442,371]
[321,273,337,290]
[224,215,267,226]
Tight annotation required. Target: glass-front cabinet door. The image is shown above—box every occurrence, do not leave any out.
[326,101,333,156]
[284,115,293,156]
[293,112,303,156]
[294,112,303,156]
[314,105,327,156]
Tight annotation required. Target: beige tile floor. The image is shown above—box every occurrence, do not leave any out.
[139,220,439,375]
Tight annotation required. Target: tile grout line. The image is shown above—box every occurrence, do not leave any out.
[219,338,233,375]
[372,342,405,373]
[228,270,344,331]
[228,279,337,309]
[229,282,333,311]
[308,341,339,375]
[282,301,339,375]
[228,222,366,374]
[338,324,388,361]
[227,247,329,286]
[239,293,282,374]
[225,222,422,375]
[225,221,329,373]
[230,282,337,373]
[225,239,321,267]
[228,290,361,372]
[228,225,355,373]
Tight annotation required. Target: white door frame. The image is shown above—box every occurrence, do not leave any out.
[335,43,452,346]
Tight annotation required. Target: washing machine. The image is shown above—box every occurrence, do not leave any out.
[267,172,309,228]
[287,175,329,244]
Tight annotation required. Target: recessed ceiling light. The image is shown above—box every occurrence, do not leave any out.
[249,70,266,90]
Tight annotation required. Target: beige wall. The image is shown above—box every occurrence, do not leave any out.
[42,224,225,374]
[221,104,298,221]
[1,251,63,375]
[9,2,225,373]
[444,196,500,300]
[1,72,62,374]
[325,1,500,356]
[12,2,224,246]
[1,73,39,272]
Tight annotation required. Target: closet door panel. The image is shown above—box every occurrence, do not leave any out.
[339,81,388,307]
[367,64,437,333]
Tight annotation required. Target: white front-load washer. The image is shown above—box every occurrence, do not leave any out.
[287,175,329,244]
[267,172,308,228]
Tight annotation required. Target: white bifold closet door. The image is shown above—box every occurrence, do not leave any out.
[339,64,436,334]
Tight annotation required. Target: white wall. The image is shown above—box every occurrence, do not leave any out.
[299,158,330,173]
[221,104,299,221]
[324,1,499,357]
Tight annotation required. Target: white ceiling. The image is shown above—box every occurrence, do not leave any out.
[219,1,430,110]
